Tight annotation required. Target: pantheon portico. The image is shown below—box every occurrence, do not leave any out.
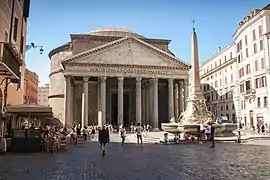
[48,27,190,129]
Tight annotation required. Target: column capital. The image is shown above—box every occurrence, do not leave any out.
[83,76,89,82]
[100,76,107,83]
[118,77,124,82]
[183,79,189,86]
[152,78,158,84]
[168,78,174,84]
[136,77,142,83]
[65,76,71,81]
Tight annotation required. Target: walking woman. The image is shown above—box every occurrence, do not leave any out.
[120,126,127,146]
[98,126,110,155]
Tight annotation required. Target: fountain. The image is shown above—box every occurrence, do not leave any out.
[161,22,237,137]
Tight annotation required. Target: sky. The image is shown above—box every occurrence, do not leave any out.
[25,0,270,86]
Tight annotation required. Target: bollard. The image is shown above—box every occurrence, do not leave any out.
[164,133,168,144]
[237,129,241,143]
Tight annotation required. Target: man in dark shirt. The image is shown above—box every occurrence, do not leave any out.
[210,122,215,148]
[98,126,110,155]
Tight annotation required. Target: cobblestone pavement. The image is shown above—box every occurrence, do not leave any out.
[0,139,270,180]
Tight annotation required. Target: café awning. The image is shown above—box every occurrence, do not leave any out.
[4,104,53,118]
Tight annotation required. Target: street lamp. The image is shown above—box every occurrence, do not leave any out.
[26,43,44,54]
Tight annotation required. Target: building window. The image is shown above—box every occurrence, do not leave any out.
[219,79,222,86]
[215,81,218,87]
[13,17,18,42]
[264,97,268,107]
[258,25,262,37]
[262,76,266,87]
[237,55,241,63]
[255,60,258,71]
[257,97,261,108]
[245,80,251,90]
[230,52,232,59]
[4,31,8,43]
[245,35,248,46]
[224,56,227,61]
[255,78,259,88]
[246,64,250,74]
[231,74,233,82]
[252,29,256,41]
[225,77,227,84]
[245,48,248,58]
[240,83,245,93]
[219,59,221,65]
[253,43,257,54]
[20,36,24,54]
[261,58,265,69]
[226,105,228,110]
[232,104,235,110]
[259,40,263,51]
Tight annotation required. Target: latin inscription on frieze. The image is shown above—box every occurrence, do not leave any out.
[88,67,168,75]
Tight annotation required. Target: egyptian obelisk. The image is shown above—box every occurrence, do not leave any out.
[177,22,212,125]
[189,21,204,100]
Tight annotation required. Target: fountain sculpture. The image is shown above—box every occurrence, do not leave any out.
[161,22,237,137]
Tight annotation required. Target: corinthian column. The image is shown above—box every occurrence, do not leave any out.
[168,78,174,119]
[118,77,124,126]
[136,77,142,125]
[83,77,89,126]
[184,80,189,110]
[153,78,159,130]
[65,76,72,127]
[100,77,107,125]
[174,82,179,118]
[178,81,183,113]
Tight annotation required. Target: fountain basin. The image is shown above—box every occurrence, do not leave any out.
[161,123,179,134]
[161,123,237,137]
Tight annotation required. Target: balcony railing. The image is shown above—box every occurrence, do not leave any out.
[0,42,23,80]
[245,89,256,95]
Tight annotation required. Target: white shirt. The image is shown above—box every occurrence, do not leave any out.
[205,126,211,134]
[136,126,143,135]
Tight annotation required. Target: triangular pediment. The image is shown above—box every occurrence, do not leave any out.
[62,36,190,69]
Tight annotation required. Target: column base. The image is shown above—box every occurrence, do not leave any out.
[152,128,160,132]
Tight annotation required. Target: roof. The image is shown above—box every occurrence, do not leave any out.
[5,104,52,114]
[88,27,145,38]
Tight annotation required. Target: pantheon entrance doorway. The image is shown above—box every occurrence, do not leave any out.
[110,93,130,127]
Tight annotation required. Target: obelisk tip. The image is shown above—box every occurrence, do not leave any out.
[192,20,196,32]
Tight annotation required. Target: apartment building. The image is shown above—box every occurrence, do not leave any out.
[0,0,30,109]
[38,84,49,106]
[24,68,39,104]
[200,44,238,123]
[234,5,270,127]
[199,4,270,127]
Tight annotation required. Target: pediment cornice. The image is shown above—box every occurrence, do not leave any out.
[63,36,191,68]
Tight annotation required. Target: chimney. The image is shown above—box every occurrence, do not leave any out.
[218,46,221,53]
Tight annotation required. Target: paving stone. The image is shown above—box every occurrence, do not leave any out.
[0,140,270,180]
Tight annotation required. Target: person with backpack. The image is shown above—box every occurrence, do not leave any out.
[120,125,126,146]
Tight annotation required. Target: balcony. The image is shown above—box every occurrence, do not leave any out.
[0,42,23,81]
[244,89,256,100]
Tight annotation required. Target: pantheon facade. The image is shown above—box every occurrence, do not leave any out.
[48,27,190,129]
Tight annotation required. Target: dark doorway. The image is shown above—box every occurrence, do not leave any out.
[123,93,130,126]
[111,94,118,126]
